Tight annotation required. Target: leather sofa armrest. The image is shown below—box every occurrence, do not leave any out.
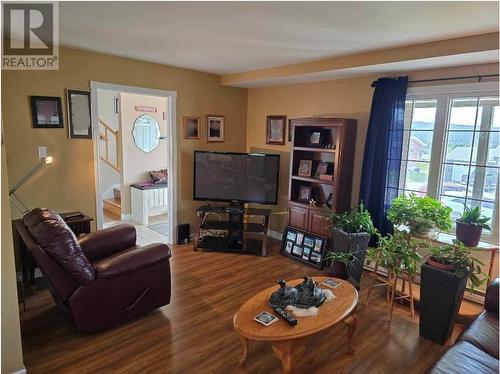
[95,243,171,279]
[79,224,136,261]
[485,278,499,315]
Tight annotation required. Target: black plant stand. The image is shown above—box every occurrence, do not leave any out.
[419,263,468,345]
[332,230,370,289]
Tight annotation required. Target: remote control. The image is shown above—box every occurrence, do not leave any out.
[273,307,297,326]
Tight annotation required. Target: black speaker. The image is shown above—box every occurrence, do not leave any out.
[177,223,190,244]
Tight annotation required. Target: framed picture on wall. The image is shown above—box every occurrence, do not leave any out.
[266,115,286,145]
[183,116,200,139]
[67,90,92,139]
[30,96,64,128]
[207,114,224,142]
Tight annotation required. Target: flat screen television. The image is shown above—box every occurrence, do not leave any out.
[193,151,280,205]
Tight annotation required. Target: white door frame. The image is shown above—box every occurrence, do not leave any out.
[90,81,178,244]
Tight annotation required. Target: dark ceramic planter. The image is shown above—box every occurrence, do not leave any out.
[331,229,371,288]
[419,263,468,345]
[456,221,482,247]
[329,261,349,279]
[426,256,454,272]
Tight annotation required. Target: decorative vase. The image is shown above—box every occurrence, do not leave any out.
[456,221,482,247]
[329,261,349,279]
[419,263,468,345]
[331,229,370,288]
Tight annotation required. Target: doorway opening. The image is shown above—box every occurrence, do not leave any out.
[90,82,177,244]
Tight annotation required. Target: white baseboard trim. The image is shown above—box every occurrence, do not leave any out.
[267,229,283,241]
[12,367,27,374]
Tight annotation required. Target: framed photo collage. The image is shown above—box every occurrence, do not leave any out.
[280,226,326,269]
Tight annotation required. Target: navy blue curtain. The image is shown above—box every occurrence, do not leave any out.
[359,77,408,236]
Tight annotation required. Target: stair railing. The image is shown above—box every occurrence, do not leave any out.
[99,118,121,172]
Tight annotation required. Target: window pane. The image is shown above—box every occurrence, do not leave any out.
[449,97,481,131]
[466,166,499,202]
[409,130,433,161]
[441,195,465,221]
[445,131,473,164]
[405,161,429,193]
[487,131,500,166]
[441,164,467,199]
[404,190,426,197]
[492,105,500,131]
[411,100,437,130]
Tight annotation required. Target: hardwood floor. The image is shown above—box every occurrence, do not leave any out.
[20,240,478,373]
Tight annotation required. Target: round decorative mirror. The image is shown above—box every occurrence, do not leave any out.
[132,114,161,153]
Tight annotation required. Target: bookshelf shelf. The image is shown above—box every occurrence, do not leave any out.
[287,117,357,240]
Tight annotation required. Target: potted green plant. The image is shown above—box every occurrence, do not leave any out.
[328,204,377,287]
[367,231,423,278]
[456,206,491,247]
[387,194,453,237]
[420,240,488,345]
[323,250,360,281]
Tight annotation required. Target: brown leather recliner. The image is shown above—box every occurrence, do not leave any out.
[15,208,172,333]
[429,278,499,373]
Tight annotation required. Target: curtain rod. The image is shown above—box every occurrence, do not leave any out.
[409,74,499,84]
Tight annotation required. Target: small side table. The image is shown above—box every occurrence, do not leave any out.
[59,211,93,237]
[13,211,93,291]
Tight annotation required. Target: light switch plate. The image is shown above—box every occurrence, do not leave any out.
[38,146,47,159]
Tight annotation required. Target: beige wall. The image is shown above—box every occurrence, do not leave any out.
[245,63,499,232]
[1,46,248,231]
[1,127,25,373]
[119,92,168,214]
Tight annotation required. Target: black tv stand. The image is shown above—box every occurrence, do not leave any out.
[193,204,271,256]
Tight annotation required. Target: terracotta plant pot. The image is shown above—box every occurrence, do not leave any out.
[456,221,482,247]
[426,256,454,272]
[329,261,349,280]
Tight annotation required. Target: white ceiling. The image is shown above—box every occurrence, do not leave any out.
[59,2,499,75]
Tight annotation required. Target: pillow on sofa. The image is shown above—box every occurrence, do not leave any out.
[150,169,167,184]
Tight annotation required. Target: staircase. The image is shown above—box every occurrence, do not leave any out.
[99,118,121,172]
[103,187,121,217]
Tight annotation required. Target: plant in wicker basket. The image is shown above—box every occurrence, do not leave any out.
[427,240,488,290]
[420,240,488,345]
[327,203,377,287]
[323,250,360,280]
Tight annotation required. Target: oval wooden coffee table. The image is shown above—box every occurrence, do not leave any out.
[233,277,358,373]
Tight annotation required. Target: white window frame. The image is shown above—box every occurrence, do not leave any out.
[404,81,499,244]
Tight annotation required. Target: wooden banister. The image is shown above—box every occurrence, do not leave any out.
[98,118,120,172]
[100,156,120,172]
[99,119,118,135]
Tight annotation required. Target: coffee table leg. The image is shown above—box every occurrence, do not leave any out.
[271,339,305,374]
[344,311,358,353]
[237,335,249,365]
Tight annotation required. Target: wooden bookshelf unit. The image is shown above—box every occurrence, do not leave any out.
[287,117,357,238]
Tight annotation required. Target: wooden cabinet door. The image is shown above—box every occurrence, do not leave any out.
[288,205,309,231]
[309,211,330,238]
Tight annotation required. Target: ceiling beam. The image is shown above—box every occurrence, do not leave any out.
[221,32,499,87]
